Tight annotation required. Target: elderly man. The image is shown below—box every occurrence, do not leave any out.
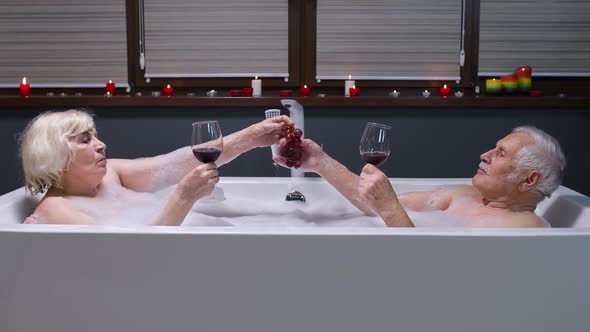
[274,126,566,228]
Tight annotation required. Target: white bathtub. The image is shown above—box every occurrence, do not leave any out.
[0,177,589,332]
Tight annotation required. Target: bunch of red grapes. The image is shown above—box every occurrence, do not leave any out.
[279,125,303,168]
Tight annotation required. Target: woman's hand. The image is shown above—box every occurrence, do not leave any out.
[176,163,219,203]
[245,115,293,148]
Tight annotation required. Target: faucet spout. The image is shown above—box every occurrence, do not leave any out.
[281,99,305,178]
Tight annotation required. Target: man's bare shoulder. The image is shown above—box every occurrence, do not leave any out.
[443,185,480,198]
[505,212,546,228]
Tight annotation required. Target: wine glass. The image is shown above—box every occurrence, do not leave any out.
[191,120,224,203]
[359,122,391,167]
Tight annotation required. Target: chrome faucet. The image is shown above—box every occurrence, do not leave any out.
[280,99,306,202]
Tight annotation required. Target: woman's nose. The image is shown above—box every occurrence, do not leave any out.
[95,139,107,152]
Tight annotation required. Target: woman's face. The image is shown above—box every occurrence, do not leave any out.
[63,128,108,184]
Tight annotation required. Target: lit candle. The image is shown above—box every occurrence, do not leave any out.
[485,79,502,94]
[439,84,452,97]
[389,90,400,98]
[454,90,464,98]
[19,77,30,98]
[106,80,116,95]
[251,76,262,97]
[300,84,311,97]
[105,91,112,98]
[162,84,174,97]
[515,66,532,93]
[344,74,355,97]
[422,89,431,98]
[349,85,360,97]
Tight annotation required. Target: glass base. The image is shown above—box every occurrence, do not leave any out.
[197,186,226,203]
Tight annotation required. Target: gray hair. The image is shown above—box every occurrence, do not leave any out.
[512,126,566,201]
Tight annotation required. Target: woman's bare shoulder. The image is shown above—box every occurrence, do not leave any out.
[33,196,94,225]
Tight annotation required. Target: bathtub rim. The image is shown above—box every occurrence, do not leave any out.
[1,176,588,236]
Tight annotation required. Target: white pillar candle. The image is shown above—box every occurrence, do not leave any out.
[344,74,355,97]
[251,76,262,97]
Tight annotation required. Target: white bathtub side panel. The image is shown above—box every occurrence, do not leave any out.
[0,232,588,332]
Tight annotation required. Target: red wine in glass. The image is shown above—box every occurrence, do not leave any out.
[359,122,391,167]
[361,151,389,166]
[191,120,224,202]
[192,147,221,163]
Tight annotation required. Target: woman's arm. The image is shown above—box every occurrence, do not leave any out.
[110,116,292,193]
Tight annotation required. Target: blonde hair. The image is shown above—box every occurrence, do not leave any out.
[19,109,95,194]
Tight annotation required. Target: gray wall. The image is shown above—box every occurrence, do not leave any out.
[1,107,588,196]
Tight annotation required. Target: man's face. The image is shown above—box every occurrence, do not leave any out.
[472,132,533,199]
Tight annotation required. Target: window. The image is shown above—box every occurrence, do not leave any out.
[142,0,289,79]
[316,0,463,81]
[479,0,590,77]
[0,0,128,87]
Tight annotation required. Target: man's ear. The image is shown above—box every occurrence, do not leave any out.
[519,170,542,192]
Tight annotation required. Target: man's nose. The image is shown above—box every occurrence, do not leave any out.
[480,150,491,162]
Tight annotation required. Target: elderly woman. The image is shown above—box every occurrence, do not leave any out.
[274,126,566,227]
[20,109,292,225]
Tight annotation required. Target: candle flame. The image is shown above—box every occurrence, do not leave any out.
[352,85,356,89]
[443,84,447,88]
[348,75,352,80]
[255,76,258,80]
[108,80,113,84]
[166,84,171,88]
[394,90,398,93]
[106,91,111,95]
[304,84,307,88]
[22,77,27,84]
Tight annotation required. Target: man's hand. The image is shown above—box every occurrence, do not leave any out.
[358,164,399,215]
[273,138,327,172]
[245,115,293,148]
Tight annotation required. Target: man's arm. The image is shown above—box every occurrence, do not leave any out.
[273,138,373,214]
[358,164,414,227]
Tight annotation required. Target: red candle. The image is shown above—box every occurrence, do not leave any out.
[439,84,451,97]
[106,80,116,95]
[300,84,311,97]
[242,87,253,97]
[349,85,360,97]
[19,77,30,98]
[515,66,532,77]
[162,84,174,97]
[230,90,242,97]
[515,66,532,92]
[279,90,292,97]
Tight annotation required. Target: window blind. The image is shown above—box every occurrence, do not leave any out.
[479,0,590,77]
[0,0,128,87]
[316,0,462,81]
[143,0,289,79]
